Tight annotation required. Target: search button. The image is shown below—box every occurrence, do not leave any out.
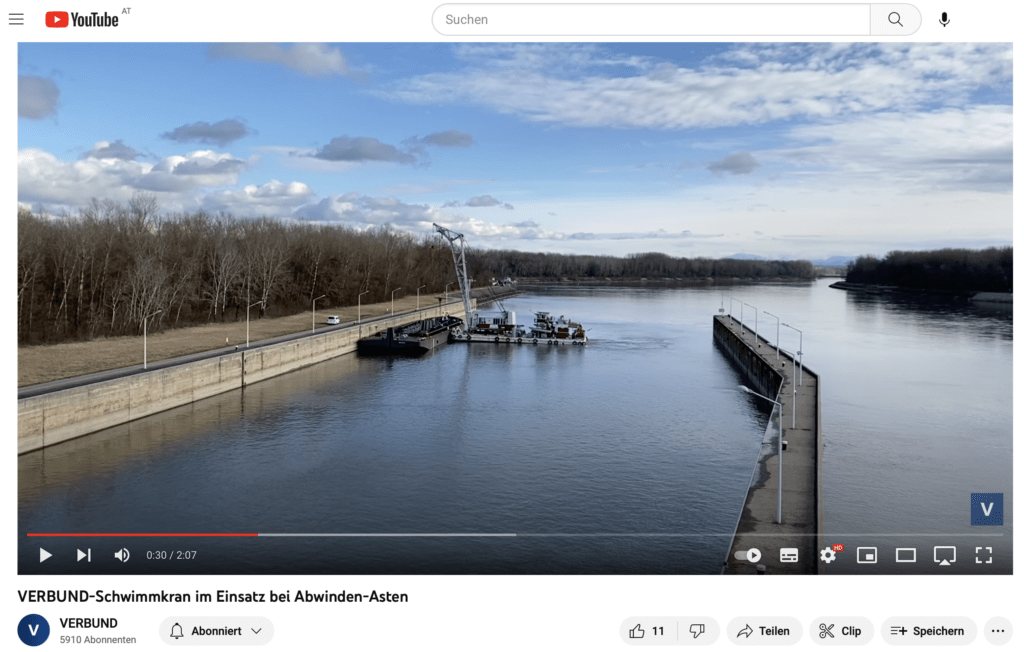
[870,4,921,35]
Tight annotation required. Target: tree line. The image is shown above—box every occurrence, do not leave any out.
[844,247,1012,293]
[18,199,452,345]
[19,197,816,346]
[467,249,816,282]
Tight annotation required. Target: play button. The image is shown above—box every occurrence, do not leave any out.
[39,548,52,563]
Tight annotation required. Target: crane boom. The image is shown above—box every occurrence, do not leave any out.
[433,223,474,323]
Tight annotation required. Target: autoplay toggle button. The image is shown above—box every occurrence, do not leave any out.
[734,548,761,563]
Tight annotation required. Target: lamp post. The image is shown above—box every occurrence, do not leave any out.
[729,297,739,324]
[445,282,453,302]
[247,300,263,348]
[358,290,369,324]
[739,385,784,524]
[312,295,326,333]
[391,287,402,316]
[416,285,426,310]
[142,309,162,370]
[764,311,780,360]
[782,323,803,386]
[743,302,758,347]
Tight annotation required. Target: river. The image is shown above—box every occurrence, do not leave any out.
[18,279,1012,574]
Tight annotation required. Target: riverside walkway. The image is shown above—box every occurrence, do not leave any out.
[714,313,823,574]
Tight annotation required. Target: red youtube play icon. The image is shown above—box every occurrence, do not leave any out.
[46,11,69,28]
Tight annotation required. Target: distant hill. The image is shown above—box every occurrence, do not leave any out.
[728,253,856,268]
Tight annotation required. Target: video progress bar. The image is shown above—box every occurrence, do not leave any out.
[27,532,1005,537]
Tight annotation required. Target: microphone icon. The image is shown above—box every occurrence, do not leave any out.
[939,12,950,27]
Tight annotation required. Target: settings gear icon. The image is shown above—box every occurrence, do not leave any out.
[820,547,837,564]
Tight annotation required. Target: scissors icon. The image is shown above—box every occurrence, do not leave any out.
[819,623,835,639]
[888,11,903,27]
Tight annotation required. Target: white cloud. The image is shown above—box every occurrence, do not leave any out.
[202,180,315,217]
[380,43,1011,130]
[81,140,140,161]
[208,43,356,78]
[19,148,251,213]
[18,75,60,119]
[310,136,416,164]
[708,152,759,175]
[444,194,515,210]
[161,119,253,146]
[414,130,475,147]
[774,106,1012,192]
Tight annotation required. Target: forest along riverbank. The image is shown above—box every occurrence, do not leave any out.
[829,281,1012,303]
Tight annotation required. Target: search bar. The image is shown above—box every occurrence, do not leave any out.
[433,4,922,36]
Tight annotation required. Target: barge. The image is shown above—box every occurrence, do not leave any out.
[357,315,463,355]
[433,222,589,347]
[449,310,587,345]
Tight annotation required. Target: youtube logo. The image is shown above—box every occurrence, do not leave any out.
[44,10,121,28]
[46,11,69,28]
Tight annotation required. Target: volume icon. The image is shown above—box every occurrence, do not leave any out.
[113,548,130,562]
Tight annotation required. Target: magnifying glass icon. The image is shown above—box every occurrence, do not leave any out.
[888,11,903,26]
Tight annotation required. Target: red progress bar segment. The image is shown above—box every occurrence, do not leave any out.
[27,533,258,537]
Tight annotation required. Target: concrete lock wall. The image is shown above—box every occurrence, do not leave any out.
[714,314,822,574]
[18,302,469,454]
[712,316,783,400]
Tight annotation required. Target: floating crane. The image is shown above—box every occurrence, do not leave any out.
[433,222,587,345]
[433,223,475,325]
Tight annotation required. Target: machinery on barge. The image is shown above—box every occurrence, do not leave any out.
[432,223,587,346]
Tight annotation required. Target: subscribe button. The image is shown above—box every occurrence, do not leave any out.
[160,617,273,645]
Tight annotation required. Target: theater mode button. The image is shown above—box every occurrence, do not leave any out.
[160,617,273,645]
[728,617,801,645]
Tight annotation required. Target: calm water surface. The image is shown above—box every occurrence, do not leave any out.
[18,280,1012,574]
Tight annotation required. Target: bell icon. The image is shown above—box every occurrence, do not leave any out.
[171,623,184,639]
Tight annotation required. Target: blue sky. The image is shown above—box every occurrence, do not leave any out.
[18,42,1012,259]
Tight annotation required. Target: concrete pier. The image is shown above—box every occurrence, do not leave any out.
[18,300,477,455]
[713,314,823,574]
